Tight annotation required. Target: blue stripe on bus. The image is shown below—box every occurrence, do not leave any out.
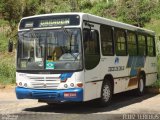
[127,56,146,76]
[60,73,73,81]
[15,87,83,102]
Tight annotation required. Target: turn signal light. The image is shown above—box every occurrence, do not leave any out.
[77,83,83,87]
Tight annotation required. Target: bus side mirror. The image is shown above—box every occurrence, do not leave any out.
[8,40,13,52]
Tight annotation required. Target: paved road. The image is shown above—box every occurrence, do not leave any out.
[0,88,160,120]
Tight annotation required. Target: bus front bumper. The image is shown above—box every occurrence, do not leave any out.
[15,87,83,102]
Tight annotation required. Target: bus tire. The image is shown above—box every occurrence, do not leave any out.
[97,80,113,107]
[136,75,145,96]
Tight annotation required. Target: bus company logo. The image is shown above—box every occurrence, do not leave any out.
[108,66,125,72]
[115,57,119,64]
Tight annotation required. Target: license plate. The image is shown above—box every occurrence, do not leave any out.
[64,92,77,97]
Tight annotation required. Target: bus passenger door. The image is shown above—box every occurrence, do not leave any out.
[83,22,102,101]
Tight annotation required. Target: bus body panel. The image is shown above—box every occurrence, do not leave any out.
[82,13,157,101]
[16,71,85,102]
[143,57,157,86]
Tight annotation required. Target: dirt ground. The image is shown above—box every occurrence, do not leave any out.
[0,86,160,120]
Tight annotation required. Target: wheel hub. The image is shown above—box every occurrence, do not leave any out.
[102,85,111,102]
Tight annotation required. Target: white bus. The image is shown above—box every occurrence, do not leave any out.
[13,13,157,106]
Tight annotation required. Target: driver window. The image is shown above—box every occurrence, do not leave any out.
[83,28,100,70]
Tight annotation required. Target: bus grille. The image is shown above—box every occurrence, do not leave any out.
[27,76,60,89]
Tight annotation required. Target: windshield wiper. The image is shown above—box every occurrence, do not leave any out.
[21,28,38,39]
[61,26,72,52]
[61,26,79,60]
[30,28,39,40]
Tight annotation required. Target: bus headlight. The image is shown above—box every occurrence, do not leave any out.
[77,83,83,87]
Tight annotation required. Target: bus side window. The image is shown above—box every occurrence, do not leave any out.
[147,36,155,56]
[127,32,137,56]
[83,28,100,70]
[100,25,113,55]
[138,34,146,56]
[115,28,127,56]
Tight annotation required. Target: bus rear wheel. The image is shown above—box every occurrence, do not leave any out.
[97,80,113,107]
[136,75,145,96]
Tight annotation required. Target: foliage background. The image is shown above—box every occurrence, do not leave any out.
[0,0,160,85]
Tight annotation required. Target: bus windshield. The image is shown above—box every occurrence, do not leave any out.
[17,28,82,71]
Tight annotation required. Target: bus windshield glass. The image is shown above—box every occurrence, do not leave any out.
[17,28,82,71]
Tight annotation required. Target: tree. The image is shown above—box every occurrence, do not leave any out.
[22,0,39,17]
[116,0,157,27]
[70,0,79,12]
[0,0,22,32]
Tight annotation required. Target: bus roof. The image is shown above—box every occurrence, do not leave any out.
[20,12,155,35]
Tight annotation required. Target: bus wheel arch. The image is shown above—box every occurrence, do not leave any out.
[103,74,114,92]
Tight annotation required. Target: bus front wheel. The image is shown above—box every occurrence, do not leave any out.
[97,80,113,107]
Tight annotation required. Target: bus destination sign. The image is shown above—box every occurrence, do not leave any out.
[40,18,70,27]
[19,15,80,29]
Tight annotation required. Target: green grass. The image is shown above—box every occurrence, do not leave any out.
[0,52,16,85]
[0,32,8,52]
[151,79,160,88]
[0,19,8,26]
[0,20,16,85]
[145,19,160,37]
[0,19,9,52]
